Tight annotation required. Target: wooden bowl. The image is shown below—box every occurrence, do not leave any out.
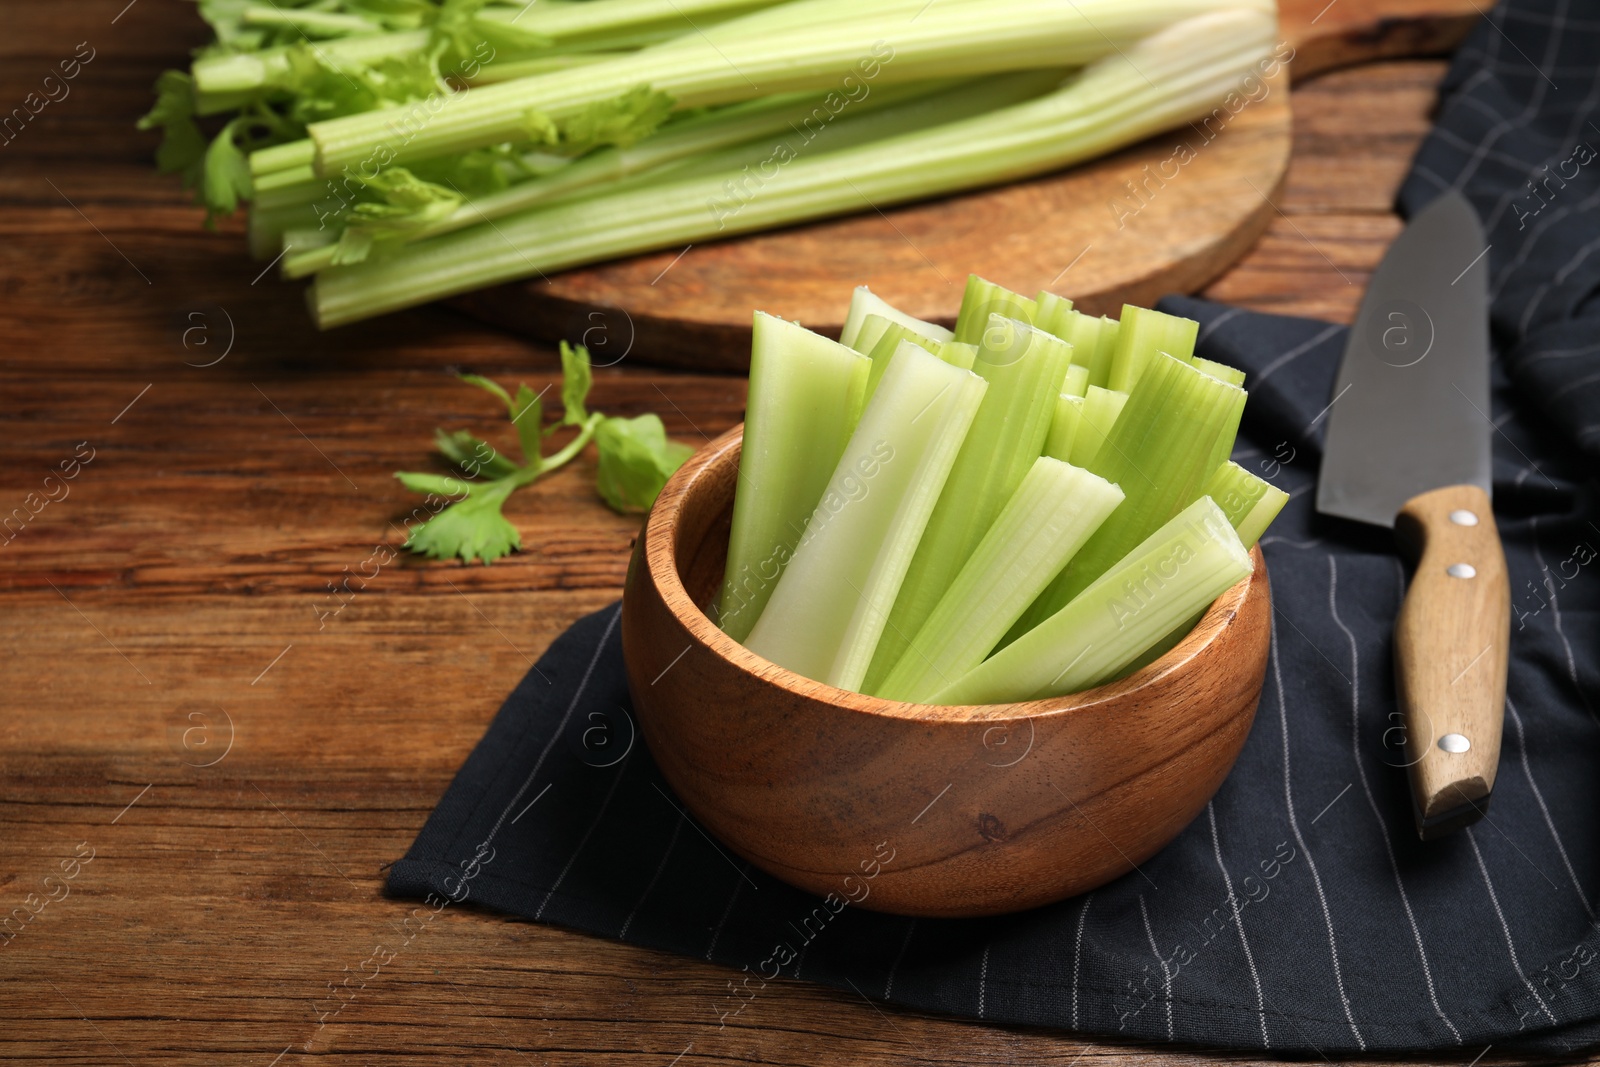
[621,426,1271,918]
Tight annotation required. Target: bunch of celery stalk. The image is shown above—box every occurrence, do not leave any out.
[141,0,1278,327]
[717,278,1287,706]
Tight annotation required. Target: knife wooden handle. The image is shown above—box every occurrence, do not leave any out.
[1393,484,1509,840]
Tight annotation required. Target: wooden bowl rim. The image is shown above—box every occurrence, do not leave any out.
[641,423,1267,726]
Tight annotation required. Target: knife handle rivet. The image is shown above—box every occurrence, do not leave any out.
[1447,563,1477,579]
[1439,733,1471,754]
[1449,510,1480,527]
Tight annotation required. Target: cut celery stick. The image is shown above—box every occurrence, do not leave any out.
[1192,356,1246,387]
[1203,461,1288,548]
[855,309,949,365]
[939,341,978,371]
[1044,393,1084,461]
[953,276,1038,345]
[1010,352,1245,639]
[1053,309,1114,390]
[877,457,1124,703]
[743,342,986,691]
[840,286,953,351]
[1070,385,1128,468]
[718,313,871,641]
[1117,471,1284,676]
[1033,290,1075,334]
[931,496,1252,705]
[862,316,1071,693]
[1107,304,1199,392]
[1057,310,1101,365]
[861,319,942,403]
[1063,363,1090,398]
[1091,316,1121,388]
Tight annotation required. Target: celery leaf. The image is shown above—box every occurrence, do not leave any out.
[433,428,520,479]
[559,341,592,426]
[396,360,689,562]
[458,373,516,411]
[395,471,474,498]
[595,414,693,513]
[401,478,523,564]
[510,384,544,462]
[525,87,677,154]
[137,71,207,191]
[562,85,677,151]
[201,119,253,221]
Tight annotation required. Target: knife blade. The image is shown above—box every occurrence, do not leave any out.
[1315,190,1508,841]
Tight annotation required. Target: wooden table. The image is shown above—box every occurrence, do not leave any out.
[0,4,1501,1064]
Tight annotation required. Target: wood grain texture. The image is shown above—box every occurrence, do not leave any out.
[0,0,1543,1062]
[1393,484,1510,838]
[621,426,1269,917]
[454,0,1478,370]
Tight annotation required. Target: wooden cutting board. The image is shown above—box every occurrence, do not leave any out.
[451,0,1479,371]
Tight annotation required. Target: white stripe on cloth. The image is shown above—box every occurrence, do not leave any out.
[1530,515,1599,724]
[1467,828,1560,1025]
[1329,557,1463,1043]
[977,944,990,1019]
[1138,894,1174,1039]
[884,918,916,999]
[483,603,624,851]
[1072,895,1093,1029]
[621,812,686,938]
[1270,607,1368,1050]
[1506,696,1597,920]
[1253,324,1343,385]
[703,865,749,960]
[536,755,632,921]
[1207,801,1271,1047]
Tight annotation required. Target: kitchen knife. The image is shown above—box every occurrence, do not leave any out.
[1316,190,1508,841]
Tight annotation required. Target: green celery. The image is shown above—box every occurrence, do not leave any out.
[254,165,317,199]
[932,496,1252,704]
[862,316,1071,693]
[1107,304,1199,392]
[939,341,978,371]
[455,51,632,86]
[1044,393,1083,461]
[1033,289,1074,334]
[1117,469,1285,675]
[312,10,1279,326]
[1009,352,1245,639]
[239,8,386,38]
[205,0,783,101]
[860,318,941,404]
[249,202,319,258]
[952,275,1037,345]
[719,312,871,641]
[282,81,953,277]
[743,341,987,690]
[1092,315,1121,388]
[1202,461,1287,549]
[251,140,315,178]
[877,457,1123,703]
[302,0,1269,176]
[1054,309,1115,389]
[1063,363,1090,398]
[1070,385,1128,467]
[1192,356,1246,387]
[840,286,952,351]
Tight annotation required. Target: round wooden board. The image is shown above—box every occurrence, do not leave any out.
[449,0,1480,371]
